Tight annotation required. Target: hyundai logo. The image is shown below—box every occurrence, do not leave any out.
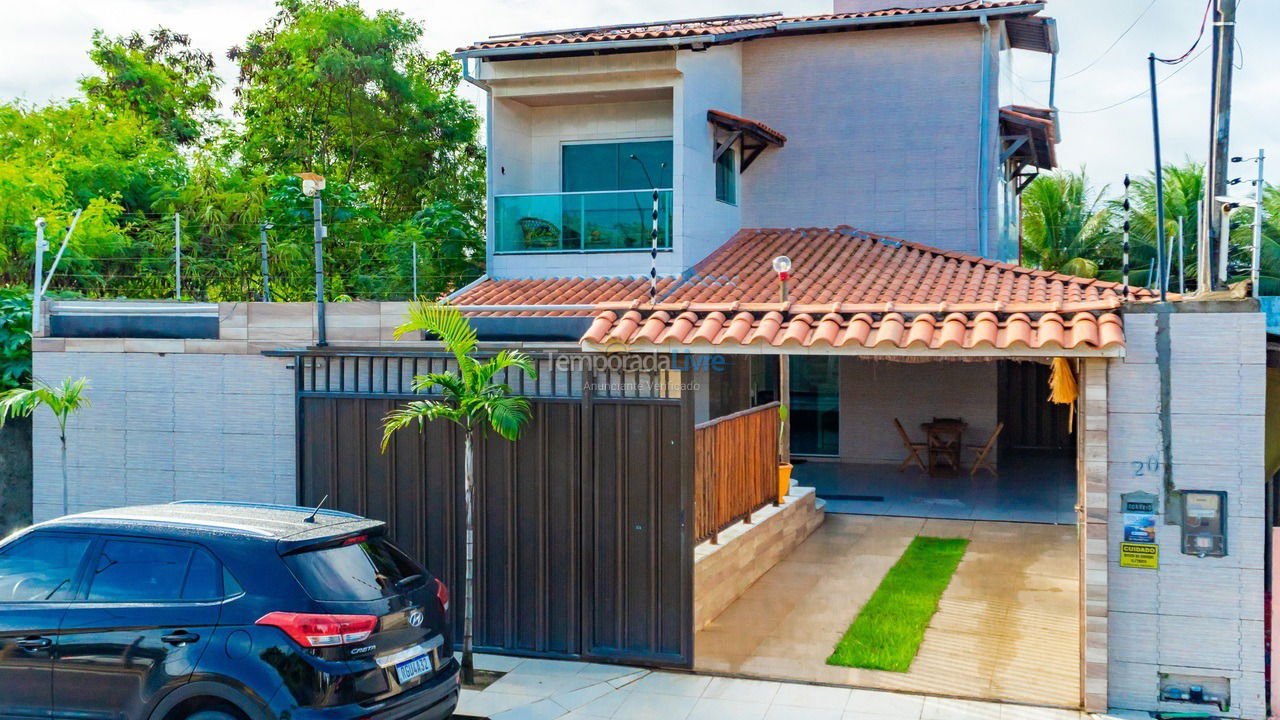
[408,609,424,628]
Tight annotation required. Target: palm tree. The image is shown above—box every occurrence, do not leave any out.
[1111,162,1204,291]
[380,301,536,685]
[1020,169,1110,278]
[0,378,90,517]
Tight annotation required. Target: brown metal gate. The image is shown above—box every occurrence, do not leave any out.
[287,350,694,666]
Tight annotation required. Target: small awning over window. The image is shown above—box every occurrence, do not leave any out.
[707,109,786,172]
[998,105,1059,180]
[1004,15,1058,54]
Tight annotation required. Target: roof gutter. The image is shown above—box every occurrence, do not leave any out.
[775,4,1045,32]
[455,5,1044,60]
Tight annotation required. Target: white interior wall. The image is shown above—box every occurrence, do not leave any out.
[836,358,999,465]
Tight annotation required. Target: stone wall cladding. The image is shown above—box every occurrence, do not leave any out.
[1105,310,1267,719]
[693,486,824,631]
[31,351,295,522]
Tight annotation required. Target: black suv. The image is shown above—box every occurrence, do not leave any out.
[0,502,458,720]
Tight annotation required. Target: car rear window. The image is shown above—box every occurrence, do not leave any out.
[284,537,424,601]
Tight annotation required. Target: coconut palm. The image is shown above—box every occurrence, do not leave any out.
[1020,170,1110,278]
[1109,162,1204,292]
[0,377,90,516]
[380,301,536,685]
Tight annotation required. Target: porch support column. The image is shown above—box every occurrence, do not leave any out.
[1079,357,1110,713]
[779,354,790,465]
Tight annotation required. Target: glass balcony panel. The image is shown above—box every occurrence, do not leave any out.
[494,190,672,253]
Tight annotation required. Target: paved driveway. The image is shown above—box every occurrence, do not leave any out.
[694,514,1080,707]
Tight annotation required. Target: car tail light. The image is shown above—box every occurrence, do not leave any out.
[256,612,377,647]
[435,578,450,613]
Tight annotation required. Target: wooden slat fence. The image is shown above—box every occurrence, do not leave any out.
[694,402,780,544]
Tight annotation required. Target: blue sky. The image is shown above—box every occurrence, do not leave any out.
[2,0,1276,190]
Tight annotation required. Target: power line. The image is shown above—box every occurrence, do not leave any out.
[1014,0,1157,83]
[1154,0,1214,65]
[1058,44,1210,115]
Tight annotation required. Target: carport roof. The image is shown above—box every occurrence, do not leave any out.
[454,226,1155,355]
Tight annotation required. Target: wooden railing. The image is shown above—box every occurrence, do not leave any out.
[694,402,781,544]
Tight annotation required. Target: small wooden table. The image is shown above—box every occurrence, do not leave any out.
[921,419,967,475]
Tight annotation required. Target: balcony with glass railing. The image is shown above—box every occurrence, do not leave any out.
[493,189,673,254]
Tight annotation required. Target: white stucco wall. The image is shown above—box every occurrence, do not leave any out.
[674,45,744,269]
[739,24,988,255]
[835,358,999,465]
[1105,310,1267,719]
[30,351,295,522]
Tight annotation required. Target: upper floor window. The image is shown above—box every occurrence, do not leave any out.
[494,139,674,254]
[562,140,672,192]
[716,147,737,205]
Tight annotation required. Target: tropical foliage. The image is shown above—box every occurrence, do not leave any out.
[0,377,91,516]
[1021,162,1277,294]
[0,0,484,306]
[380,301,537,684]
[0,289,32,392]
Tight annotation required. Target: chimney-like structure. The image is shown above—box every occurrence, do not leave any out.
[833,0,950,12]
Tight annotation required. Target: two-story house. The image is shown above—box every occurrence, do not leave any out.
[445,2,1268,718]
[22,2,1267,718]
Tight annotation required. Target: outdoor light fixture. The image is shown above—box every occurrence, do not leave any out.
[772,255,793,281]
[296,172,326,197]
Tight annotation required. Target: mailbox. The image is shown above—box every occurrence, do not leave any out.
[1180,490,1227,557]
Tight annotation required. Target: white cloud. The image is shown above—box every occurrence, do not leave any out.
[1,0,1276,186]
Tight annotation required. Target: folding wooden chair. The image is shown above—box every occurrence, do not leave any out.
[967,422,1005,477]
[893,418,928,472]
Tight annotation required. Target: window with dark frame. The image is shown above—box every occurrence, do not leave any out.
[716,146,737,205]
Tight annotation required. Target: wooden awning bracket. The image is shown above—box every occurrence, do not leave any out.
[707,109,786,174]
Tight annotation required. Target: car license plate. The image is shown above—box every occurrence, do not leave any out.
[395,654,432,684]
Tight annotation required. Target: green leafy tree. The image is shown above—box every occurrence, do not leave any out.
[0,378,91,516]
[1020,170,1110,278]
[380,302,536,684]
[229,0,484,218]
[80,27,223,145]
[0,289,32,391]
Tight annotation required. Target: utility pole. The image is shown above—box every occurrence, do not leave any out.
[297,173,328,346]
[1201,0,1238,293]
[174,212,182,300]
[773,256,792,467]
[32,218,47,335]
[1177,216,1186,295]
[260,222,273,302]
[1149,54,1168,302]
[1251,149,1265,297]
[411,242,419,298]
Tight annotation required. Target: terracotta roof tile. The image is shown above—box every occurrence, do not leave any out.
[460,1,1043,53]
[582,308,1126,354]
[452,275,677,317]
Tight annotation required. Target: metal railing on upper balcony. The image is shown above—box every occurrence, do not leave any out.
[493,189,673,253]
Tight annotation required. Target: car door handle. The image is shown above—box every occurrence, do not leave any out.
[161,631,200,646]
[15,636,51,651]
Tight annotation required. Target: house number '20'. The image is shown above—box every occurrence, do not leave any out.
[1131,456,1161,477]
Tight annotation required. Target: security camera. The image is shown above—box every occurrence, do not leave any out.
[301,179,318,197]
[34,217,46,229]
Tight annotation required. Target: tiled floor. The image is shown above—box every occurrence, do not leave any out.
[694,515,1081,708]
[797,451,1077,524]
[454,653,1129,719]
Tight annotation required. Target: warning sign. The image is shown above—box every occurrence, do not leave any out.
[1120,542,1159,569]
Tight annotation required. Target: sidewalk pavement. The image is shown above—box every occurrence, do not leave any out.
[454,653,1148,720]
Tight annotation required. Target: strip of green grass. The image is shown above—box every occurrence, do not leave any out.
[826,536,969,672]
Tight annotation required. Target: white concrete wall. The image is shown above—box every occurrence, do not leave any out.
[739,24,987,255]
[30,351,295,522]
[674,45,744,268]
[835,358,998,464]
[1105,310,1267,719]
